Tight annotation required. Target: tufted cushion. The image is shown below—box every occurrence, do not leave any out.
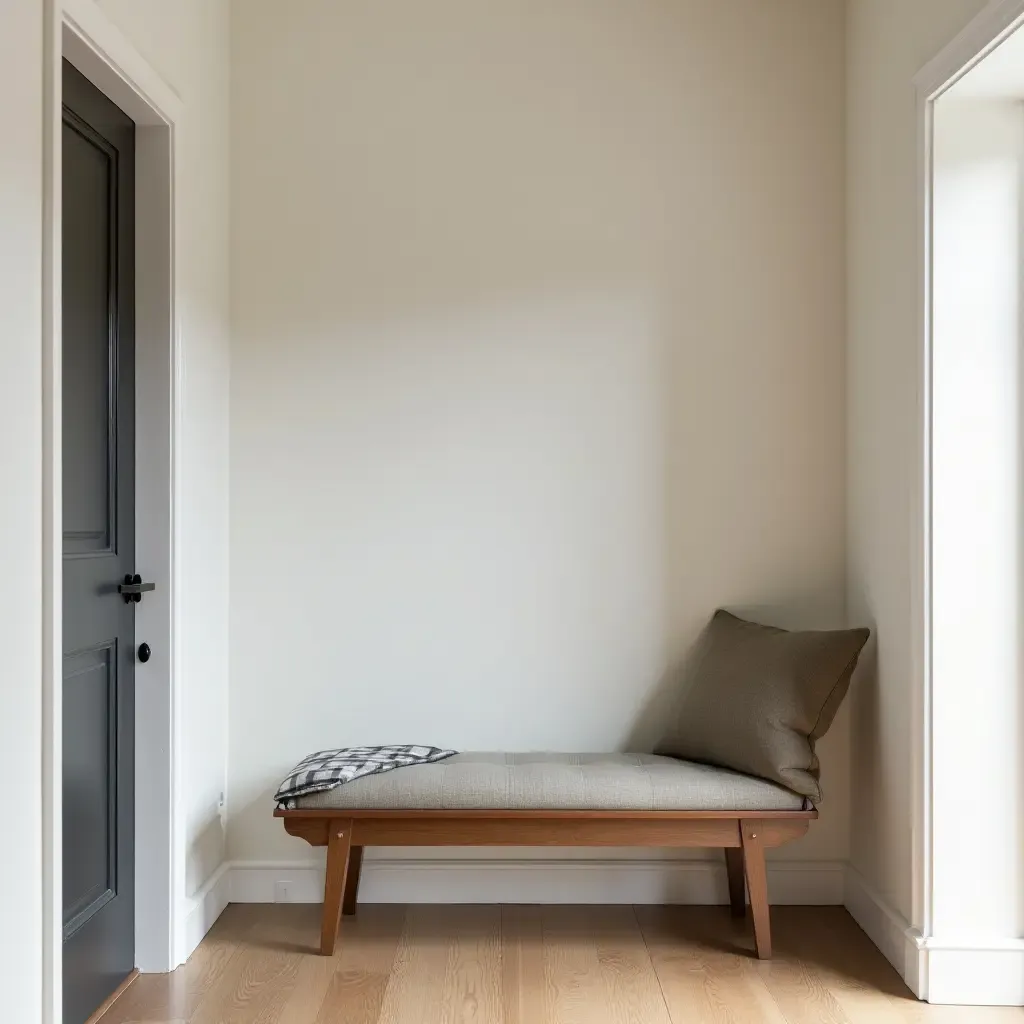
[290,752,806,811]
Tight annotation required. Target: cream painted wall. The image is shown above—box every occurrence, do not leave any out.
[228,0,848,868]
[845,0,990,924]
[0,1,44,1015]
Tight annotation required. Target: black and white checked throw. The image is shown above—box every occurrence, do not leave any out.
[275,745,457,808]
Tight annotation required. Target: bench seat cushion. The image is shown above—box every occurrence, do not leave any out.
[290,752,806,812]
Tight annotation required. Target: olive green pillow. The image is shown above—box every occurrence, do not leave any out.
[655,610,870,803]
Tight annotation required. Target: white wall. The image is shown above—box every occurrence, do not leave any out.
[932,94,1024,945]
[228,0,848,871]
[0,1,44,1016]
[89,0,234,902]
[845,0,990,925]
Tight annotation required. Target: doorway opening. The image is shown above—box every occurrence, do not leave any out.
[915,1,1024,1006]
[45,5,182,1020]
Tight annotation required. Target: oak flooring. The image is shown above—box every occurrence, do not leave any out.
[97,904,1024,1024]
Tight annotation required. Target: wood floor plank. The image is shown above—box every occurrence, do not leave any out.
[684,905,852,1024]
[375,905,454,1024]
[635,905,789,1024]
[115,1019,188,1024]
[261,904,348,1024]
[500,906,547,1024]
[750,957,852,1024]
[537,905,614,1024]
[770,907,916,1024]
[901,1008,1024,1023]
[592,907,672,1024]
[437,905,503,1024]
[312,905,407,1024]
[189,905,308,1024]
[98,905,255,1024]
[98,904,1024,1024]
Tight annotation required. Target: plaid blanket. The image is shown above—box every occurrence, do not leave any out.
[275,745,457,808]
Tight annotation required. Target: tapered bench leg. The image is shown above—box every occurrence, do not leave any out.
[320,820,353,955]
[740,820,771,959]
[343,845,363,916]
[724,847,746,918]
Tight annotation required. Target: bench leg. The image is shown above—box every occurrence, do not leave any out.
[740,821,771,960]
[724,847,746,918]
[342,845,363,916]
[320,821,353,955]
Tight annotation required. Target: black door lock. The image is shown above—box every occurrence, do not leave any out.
[138,643,151,663]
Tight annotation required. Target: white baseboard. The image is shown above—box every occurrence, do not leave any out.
[177,858,1023,1005]
[924,945,1024,1006]
[227,856,846,907]
[843,865,1024,1006]
[843,865,923,996]
[179,861,232,964]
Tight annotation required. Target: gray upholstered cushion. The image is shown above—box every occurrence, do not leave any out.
[290,752,806,811]
[655,610,870,803]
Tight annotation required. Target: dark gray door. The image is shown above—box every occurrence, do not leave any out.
[62,59,136,1024]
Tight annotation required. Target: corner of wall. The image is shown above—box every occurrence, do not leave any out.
[844,863,923,997]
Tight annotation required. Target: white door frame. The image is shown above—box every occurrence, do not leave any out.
[43,0,184,1017]
[911,0,1024,1003]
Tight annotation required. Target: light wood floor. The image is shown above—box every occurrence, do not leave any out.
[98,903,1024,1024]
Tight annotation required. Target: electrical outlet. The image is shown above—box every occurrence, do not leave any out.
[273,880,293,903]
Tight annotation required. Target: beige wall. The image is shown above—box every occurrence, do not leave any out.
[228,0,848,868]
[845,0,990,923]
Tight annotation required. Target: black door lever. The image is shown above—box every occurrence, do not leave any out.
[118,573,156,603]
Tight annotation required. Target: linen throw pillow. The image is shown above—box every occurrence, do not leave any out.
[655,610,870,803]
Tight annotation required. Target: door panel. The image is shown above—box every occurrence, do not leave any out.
[62,59,136,1024]
[62,643,118,935]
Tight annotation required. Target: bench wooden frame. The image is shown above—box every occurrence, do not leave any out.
[275,806,816,959]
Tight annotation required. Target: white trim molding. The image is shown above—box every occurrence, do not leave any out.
[179,857,1024,1004]
[181,863,233,963]
[904,0,1024,1006]
[914,0,1024,101]
[924,944,1024,1007]
[179,856,845,963]
[845,866,1024,1006]
[844,866,925,998]
[223,857,846,908]
[61,0,183,124]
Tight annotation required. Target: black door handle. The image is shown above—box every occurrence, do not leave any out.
[118,574,156,603]
[138,643,151,663]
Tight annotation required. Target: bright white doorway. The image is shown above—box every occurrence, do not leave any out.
[915,1,1024,1005]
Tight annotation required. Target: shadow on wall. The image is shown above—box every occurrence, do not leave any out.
[187,808,226,898]
[845,630,883,880]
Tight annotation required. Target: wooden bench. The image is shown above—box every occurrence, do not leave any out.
[274,753,815,959]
